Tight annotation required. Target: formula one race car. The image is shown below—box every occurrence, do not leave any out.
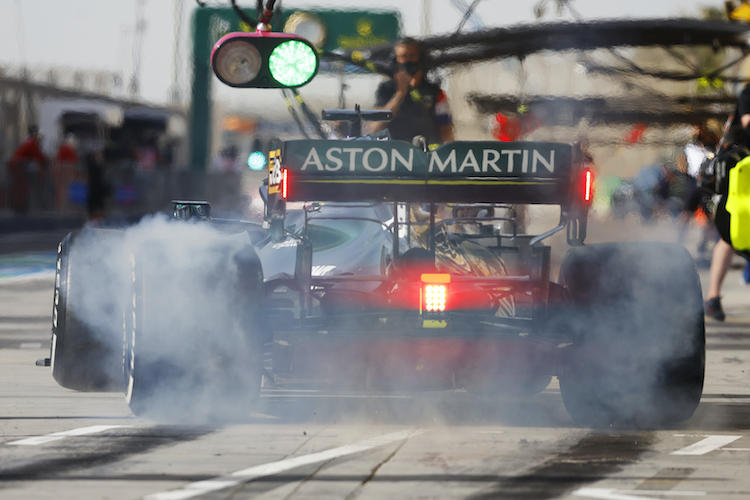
[45,124,705,428]
[44,12,706,426]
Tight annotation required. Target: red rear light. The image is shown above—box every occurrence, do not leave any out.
[421,273,450,315]
[424,284,447,312]
[281,168,289,199]
[584,169,593,203]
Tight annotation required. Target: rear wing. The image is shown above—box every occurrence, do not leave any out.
[266,139,590,245]
[273,140,583,205]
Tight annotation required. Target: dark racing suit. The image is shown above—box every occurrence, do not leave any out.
[374,79,452,150]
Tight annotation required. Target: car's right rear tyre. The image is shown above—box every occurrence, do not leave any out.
[558,242,705,428]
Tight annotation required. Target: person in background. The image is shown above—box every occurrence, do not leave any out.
[704,83,750,321]
[742,260,750,285]
[53,133,79,211]
[677,122,720,258]
[211,145,244,214]
[133,136,160,208]
[8,125,48,214]
[705,239,735,321]
[85,151,111,223]
[369,37,454,149]
[212,145,243,174]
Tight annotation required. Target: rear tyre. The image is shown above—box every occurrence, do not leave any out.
[51,230,124,391]
[558,242,705,428]
[125,238,265,423]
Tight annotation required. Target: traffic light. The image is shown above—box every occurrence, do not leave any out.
[247,151,267,171]
[247,138,267,171]
[211,32,319,88]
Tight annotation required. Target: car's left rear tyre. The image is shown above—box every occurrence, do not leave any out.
[51,230,124,392]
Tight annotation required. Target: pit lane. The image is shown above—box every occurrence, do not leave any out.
[1,222,750,500]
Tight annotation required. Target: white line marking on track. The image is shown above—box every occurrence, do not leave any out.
[0,324,47,331]
[0,270,56,284]
[696,397,750,404]
[249,412,281,420]
[671,435,742,455]
[7,425,132,446]
[261,393,412,399]
[144,429,419,500]
[19,342,42,349]
[574,487,706,499]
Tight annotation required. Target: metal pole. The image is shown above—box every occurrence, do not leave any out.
[170,0,184,104]
[422,0,432,37]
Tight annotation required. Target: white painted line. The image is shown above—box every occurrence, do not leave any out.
[697,397,750,404]
[671,435,742,455]
[7,425,131,446]
[261,393,412,399]
[248,412,281,420]
[575,487,705,499]
[19,342,42,349]
[145,429,418,500]
[719,447,750,451]
[624,492,705,497]
[0,270,56,284]
[261,389,321,393]
[0,323,48,330]
[478,431,506,434]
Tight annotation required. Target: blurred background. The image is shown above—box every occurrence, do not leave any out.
[0,0,748,234]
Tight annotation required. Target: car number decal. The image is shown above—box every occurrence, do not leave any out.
[268,148,283,194]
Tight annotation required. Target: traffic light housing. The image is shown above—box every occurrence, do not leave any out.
[211,32,319,89]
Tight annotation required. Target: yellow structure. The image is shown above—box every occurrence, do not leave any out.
[726,156,750,251]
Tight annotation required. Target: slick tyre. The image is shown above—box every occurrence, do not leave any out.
[125,238,265,423]
[558,242,705,428]
[51,230,124,392]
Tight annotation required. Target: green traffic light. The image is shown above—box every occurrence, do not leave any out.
[269,40,318,87]
[247,151,267,171]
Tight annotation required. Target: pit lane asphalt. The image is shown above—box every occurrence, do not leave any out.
[1,218,750,500]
